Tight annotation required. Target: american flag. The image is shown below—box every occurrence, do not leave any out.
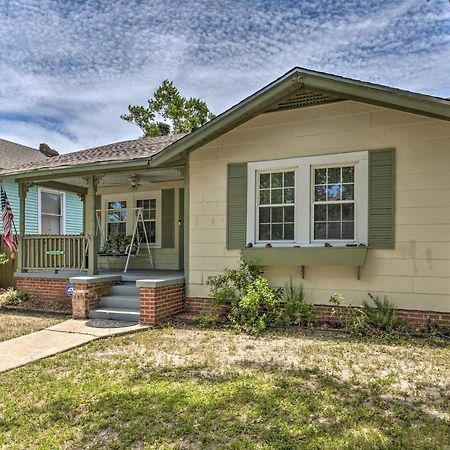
[1,185,18,254]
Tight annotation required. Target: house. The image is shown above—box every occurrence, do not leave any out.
[1,67,449,328]
[0,139,84,287]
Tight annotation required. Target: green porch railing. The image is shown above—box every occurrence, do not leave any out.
[22,235,87,270]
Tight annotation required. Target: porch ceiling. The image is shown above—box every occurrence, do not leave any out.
[33,167,184,191]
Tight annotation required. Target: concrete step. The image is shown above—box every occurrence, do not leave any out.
[100,295,140,309]
[88,308,140,322]
[111,284,140,296]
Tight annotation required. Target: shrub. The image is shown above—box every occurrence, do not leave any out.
[362,293,404,332]
[229,276,280,335]
[280,280,316,326]
[0,288,29,307]
[207,260,264,308]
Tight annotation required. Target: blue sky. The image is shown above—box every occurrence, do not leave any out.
[0,0,449,153]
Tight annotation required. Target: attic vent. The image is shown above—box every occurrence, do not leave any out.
[266,89,341,112]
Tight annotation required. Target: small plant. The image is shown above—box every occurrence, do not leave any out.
[362,293,404,332]
[197,313,220,328]
[280,280,316,326]
[0,288,29,307]
[0,253,8,265]
[229,276,280,335]
[329,293,370,335]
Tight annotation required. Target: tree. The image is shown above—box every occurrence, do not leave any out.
[121,80,215,138]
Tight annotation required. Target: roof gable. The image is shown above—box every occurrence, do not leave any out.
[0,139,46,170]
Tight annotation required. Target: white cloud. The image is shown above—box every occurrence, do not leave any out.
[0,0,448,153]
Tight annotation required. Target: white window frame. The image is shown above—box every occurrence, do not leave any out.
[38,187,66,234]
[101,191,162,248]
[247,151,368,247]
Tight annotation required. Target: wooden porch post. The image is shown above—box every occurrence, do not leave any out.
[17,182,28,273]
[86,175,98,276]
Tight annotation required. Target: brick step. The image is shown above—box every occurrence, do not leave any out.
[100,295,140,309]
[88,308,140,322]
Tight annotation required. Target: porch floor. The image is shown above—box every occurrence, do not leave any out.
[15,269,184,283]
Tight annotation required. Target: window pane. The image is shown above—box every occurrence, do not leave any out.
[272,224,283,240]
[315,186,326,201]
[342,222,354,239]
[41,215,60,234]
[328,222,341,239]
[271,172,282,188]
[328,167,340,184]
[284,223,294,240]
[342,184,354,200]
[327,184,341,201]
[271,206,283,223]
[41,192,61,215]
[342,166,354,183]
[260,190,270,205]
[259,224,270,240]
[315,168,326,185]
[271,189,282,204]
[342,204,354,220]
[327,204,341,221]
[260,173,270,189]
[314,222,326,239]
[284,171,295,187]
[284,206,294,223]
[314,204,326,221]
[108,222,126,236]
[259,208,270,224]
[284,188,295,204]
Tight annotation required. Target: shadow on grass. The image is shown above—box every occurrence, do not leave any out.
[2,359,448,449]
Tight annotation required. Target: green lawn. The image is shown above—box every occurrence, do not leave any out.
[0,327,448,449]
[0,310,65,342]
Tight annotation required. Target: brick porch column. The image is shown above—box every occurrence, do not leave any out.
[136,277,185,325]
[70,275,121,319]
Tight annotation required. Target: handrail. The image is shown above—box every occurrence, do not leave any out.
[22,235,88,270]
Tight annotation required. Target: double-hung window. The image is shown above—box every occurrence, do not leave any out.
[136,198,157,244]
[247,151,368,246]
[39,189,64,234]
[258,171,295,241]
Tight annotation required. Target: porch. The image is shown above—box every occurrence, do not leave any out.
[12,158,189,324]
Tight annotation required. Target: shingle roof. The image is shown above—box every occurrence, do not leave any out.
[0,133,186,175]
[0,138,47,170]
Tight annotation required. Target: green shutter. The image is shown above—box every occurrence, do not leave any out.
[227,163,248,250]
[368,149,395,249]
[161,189,175,248]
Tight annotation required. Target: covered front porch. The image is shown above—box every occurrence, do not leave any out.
[12,158,189,324]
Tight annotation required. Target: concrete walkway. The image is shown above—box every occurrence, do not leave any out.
[0,319,148,373]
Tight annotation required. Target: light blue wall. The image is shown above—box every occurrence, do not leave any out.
[0,178,83,235]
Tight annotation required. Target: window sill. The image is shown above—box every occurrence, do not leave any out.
[241,246,368,279]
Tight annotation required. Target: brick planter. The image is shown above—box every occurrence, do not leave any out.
[70,275,121,319]
[137,278,185,325]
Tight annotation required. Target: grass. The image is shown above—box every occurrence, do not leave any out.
[0,310,66,342]
[0,326,448,449]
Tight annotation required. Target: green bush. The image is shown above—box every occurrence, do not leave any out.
[280,280,316,326]
[229,276,280,335]
[362,293,404,332]
[207,260,263,308]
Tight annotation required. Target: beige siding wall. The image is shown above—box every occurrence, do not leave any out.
[188,100,450,312]
[98,180,183,271]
